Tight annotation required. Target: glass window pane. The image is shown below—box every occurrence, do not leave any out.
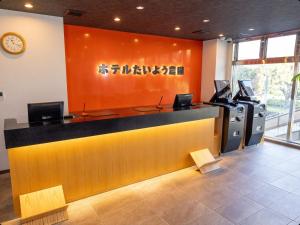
[291,63,300,143]
[238,40,261,60]
[232,63,294,141]
[232,43,236,61]
[267,35,296,58]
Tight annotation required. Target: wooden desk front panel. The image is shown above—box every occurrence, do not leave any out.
[8,119,215,215]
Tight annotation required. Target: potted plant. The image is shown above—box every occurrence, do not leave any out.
[292,72,300,82]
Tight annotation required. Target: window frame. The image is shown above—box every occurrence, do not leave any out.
[236,39,261,61]
[232,31,300,143]
[266,34,297,59]
[233,32,299,66]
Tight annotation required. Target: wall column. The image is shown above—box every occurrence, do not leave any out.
[201,39,233,101]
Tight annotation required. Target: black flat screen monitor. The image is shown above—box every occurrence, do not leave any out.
[173,94,193,108]
[214,80,232,99]
[238,80,255,97]
[28,101,64,123]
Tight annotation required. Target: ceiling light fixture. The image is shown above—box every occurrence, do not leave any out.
[136,6,144,10]
[203,19,210,23]
[248,28,255,31]
[174,26,181,31]
[219,33,224,37]
[114,17,121,22]
[24,3,33,8]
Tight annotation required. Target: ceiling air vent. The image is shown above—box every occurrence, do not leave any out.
[64,9,85,17]
[192,29,210,34]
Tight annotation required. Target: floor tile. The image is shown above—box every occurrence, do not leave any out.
[183,208,234,225]
[288,170,300,179]
[287,222,299,225]
[229,161,266,176]
[64,203,101,225]
[270,175,300,192]
[90,189,144,216]
[292,214,300,222]
[137,215,169,225]
[226,177,267,196]
[248,166,286,183]
[239,208,291,225]
[142,186,199,214]
[161,201,211,225]
[275,161,300,174]
[0,202,15,223]
[99,201,156,225]
[268,193,300,220]
[245,183,290,207]
[215,197,264,224]
[197,186,243,210]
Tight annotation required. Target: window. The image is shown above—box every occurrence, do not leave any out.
[232,32,299,144]
[267,35,296,58]
[238,40,261,60]
[232,63,295,141]
[232,43,236,61]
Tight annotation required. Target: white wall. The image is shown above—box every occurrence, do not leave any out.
[216,40,233,80]
[0,9,68,171]
[201,40,218,102]
[201,39,233,101]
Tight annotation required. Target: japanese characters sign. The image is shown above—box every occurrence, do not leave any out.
[98,64,184,76]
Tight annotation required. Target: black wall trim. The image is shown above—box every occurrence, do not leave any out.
[0,169,10,174]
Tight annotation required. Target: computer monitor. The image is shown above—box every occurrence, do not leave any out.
[28,101,64,123]
[173,94,193,108]
[238,80,255,97]
[214,80,232,99]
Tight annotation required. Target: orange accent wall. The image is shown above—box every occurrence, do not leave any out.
[64,25,203,112]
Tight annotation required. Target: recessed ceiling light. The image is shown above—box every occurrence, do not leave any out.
[174,26,181,31]
[219,33,224,37]
[114,17,121,22]
[24,3,33,8]
[203,19,210,23]
[136,6,144,10]
[248,28,255,31]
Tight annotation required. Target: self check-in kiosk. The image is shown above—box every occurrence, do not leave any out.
[233,80,266,146]
[209,80,246,153]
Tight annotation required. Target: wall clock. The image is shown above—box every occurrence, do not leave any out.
[1,32,26,54]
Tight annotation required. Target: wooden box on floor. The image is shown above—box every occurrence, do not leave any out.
[19,186,68,225]
[190,148,222,173]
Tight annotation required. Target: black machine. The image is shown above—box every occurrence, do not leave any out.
[233,80,266,146]
[173,94,193,109]
[28,101,64,124]
[209,80,245,153]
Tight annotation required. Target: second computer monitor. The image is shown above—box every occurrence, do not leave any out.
[238,80,255,97]
[173,94,193,108]
[214,80,232,99]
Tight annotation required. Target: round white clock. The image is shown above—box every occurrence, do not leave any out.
[1,32,26,54]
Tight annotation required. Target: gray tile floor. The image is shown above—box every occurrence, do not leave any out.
[2,142,300,225]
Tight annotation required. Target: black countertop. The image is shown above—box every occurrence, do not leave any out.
[4,103,219,148]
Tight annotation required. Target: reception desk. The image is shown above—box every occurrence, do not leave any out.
[4,104,219,215]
